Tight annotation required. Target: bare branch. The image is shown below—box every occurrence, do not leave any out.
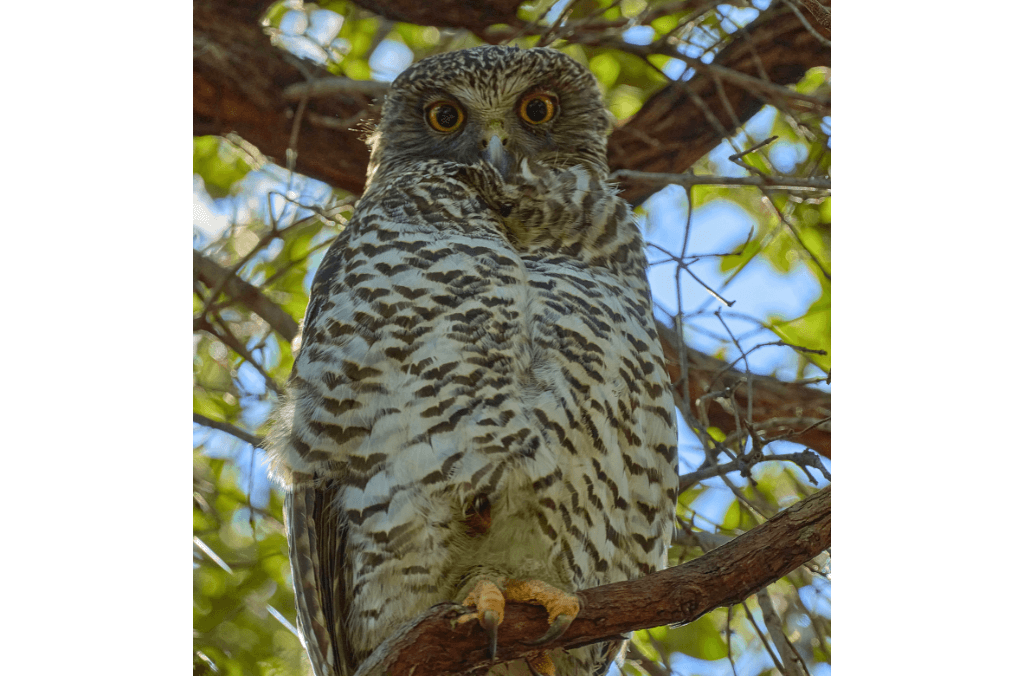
[193,412,264,448]
[757,589,810,676]
[194,250,299,342]
[678,447,828,492]
[612,169,829,191]
[346,0,523,37]
[625,644,671,676]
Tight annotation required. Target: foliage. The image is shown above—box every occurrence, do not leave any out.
[194,1,831,675]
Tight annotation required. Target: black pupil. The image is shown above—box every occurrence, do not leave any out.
[434,105,459,129]
[525,98,549,122]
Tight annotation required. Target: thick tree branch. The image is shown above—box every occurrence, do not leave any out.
[353,486,830,676]
[346,0,523,36]
[194,250,300,341]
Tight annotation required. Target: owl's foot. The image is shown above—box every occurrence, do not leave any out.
[458,579,505,658]
[505,579,579,645]
[457,578,580,661]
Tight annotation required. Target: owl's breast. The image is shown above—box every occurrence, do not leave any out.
[280,188,675,595]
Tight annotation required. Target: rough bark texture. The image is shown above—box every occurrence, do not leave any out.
[348,0,523,35]
[353,486,830,676]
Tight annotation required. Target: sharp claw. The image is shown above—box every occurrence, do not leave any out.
[481,609,500,659]
[525,657,544,676]
[525,613,574,646]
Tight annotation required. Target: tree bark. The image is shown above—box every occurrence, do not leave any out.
[353,486,830,676]
[347,0,523,36]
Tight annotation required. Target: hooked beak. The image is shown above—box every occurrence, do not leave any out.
[484,134,513,181]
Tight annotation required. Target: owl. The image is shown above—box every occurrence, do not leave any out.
[268,45,678,676]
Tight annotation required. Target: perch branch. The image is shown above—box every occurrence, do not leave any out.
[353,486,830,676]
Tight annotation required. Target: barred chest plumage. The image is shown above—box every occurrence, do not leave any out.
[267,44,677,676]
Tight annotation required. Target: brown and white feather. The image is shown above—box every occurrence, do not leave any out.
[268,45,678,676]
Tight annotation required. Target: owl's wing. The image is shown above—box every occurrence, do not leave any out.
[286,479,354,676]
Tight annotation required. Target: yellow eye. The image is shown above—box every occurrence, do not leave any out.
[426,101,464,132]
[519,93,557,124]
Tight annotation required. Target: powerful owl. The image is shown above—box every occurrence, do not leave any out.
[268,45,678,676]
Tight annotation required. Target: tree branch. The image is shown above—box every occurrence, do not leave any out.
[193,412,263,448]
[346,0,523,37]
[353,486,830,676]
[611,169,829,191]
[194,250,300,341]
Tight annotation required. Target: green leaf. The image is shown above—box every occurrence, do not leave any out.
[795,66,831,96]
[194,136,254,199]
[589,53,621,91]
[608,86,643,121]
[768,291,831,373]
[651,14,679,34]
[649,614,728,660]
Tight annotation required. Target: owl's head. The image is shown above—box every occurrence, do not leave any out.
[366,45,614,186]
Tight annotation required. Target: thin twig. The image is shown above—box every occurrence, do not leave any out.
[677,446,823,489]
[757,589,804,676]
[782,0,831,47]
[728,134,778,177]
[613,169,829,191]
[193,413,264,448]
[741,599,786,674]
[761,193,831,281]
[626,644,671,676]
